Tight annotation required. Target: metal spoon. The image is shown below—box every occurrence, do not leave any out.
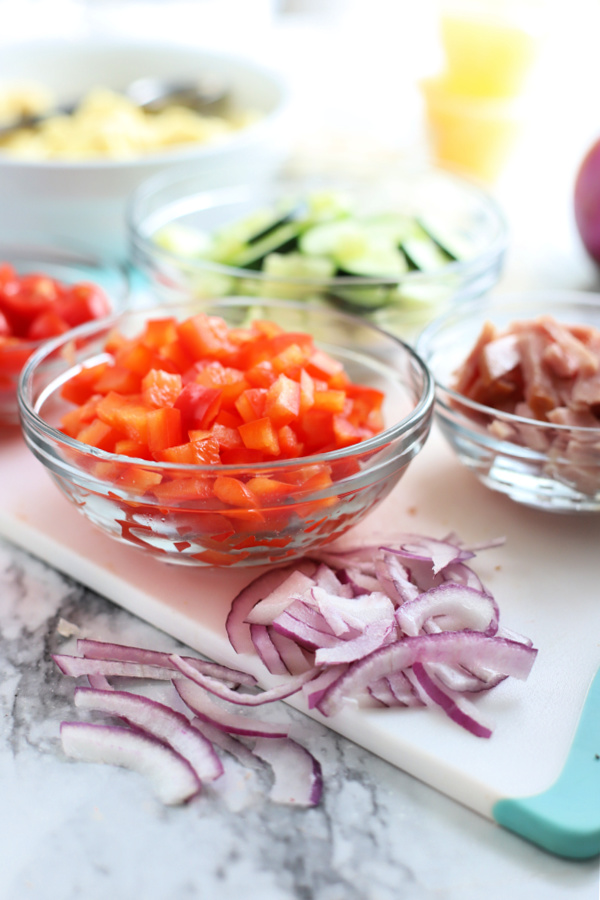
[0,74,229,138]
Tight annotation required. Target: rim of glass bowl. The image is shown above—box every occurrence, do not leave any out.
[416,289,600,439]
[126,166,509,290]
[18,296,435,474]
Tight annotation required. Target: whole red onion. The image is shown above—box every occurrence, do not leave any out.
[574,137,600,263]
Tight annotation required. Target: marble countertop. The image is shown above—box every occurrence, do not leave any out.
[0,536,598,900]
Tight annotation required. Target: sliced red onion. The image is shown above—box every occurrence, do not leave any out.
[312,562,355,597]
[244,569,316,625]
[226,560,318,655]
[271,609,340,651]
[170,654,320,706]
[53,655,174,681]
[375,554,420,606]
[314,620,397,666]
[87,673,113,691]
[190,718,266,771]
[313,588,396,635]
[174,678,289,738]
[425,661,507,694]
[77,638,256,687]
[268,628,314,675]
[381,534,475,575]
[60,721,201,805]
[395,583,500,638]
[251,737,323,807]
[386,670,426,707]
[411,662,493,739]
[249,624,290,676]
[74,687,223,782]
[317,632,537,718]
[302,665,348,710]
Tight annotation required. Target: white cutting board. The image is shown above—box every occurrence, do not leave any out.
[1,424,599,856]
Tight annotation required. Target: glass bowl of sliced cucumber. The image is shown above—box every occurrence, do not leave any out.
[127,166,508,339]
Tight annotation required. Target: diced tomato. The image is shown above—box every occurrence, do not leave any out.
[56,283,111,327]
[27,310,71,341]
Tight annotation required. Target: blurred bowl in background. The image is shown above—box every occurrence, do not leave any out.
[18,297,434,567]
[0,237,129,426]
[417,290,600,513]
[0,38,290,261]
[127,165,508,340]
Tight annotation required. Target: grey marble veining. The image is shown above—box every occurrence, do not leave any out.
[0,537,597,900]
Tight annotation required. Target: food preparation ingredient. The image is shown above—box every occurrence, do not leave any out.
[225,532,537,738]
[0,86,258,161]
[54,530,536,802]
[56,310,386,560]
[0,263,111,340]
[452,314,600,421]
[449,312,600,496]
[55,639,323,807]
[153,189,474,312]
[0,263,112,407]
[574,137,600,265]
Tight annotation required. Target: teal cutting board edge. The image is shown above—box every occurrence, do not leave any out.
[493,667,600,860]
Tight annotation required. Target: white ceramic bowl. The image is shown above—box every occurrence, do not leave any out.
[0,38,290,261]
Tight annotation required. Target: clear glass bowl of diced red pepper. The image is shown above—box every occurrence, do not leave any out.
[0,239,130,426]
[18,297,434,567]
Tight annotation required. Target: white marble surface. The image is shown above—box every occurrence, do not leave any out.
[1,3,600,897]
[0,538,598,900]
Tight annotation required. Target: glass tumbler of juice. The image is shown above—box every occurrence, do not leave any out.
[439,0,544,99]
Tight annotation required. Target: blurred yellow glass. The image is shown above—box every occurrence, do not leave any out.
[420,76,524,182]
[440,1,542,98]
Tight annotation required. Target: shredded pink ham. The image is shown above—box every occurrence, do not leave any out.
[451,314,600,496]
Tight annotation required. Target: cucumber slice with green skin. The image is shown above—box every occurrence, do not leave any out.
[336,245,409,279]
[401,223,454,272]
[416,215,474,261]
[326,285,396,311]
[224,220,305,270]
[299,219,369,262]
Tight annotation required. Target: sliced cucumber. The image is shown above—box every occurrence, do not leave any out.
[336,244,408,279]
[154,223,214,258]
[299,219,369,262]
[401,223,454,272]
[224,220,305,270]
[417,215,474,261]
[262,252,336,281]
[326,284,395,311]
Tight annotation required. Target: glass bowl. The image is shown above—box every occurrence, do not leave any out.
[18,297,434,567]
[127,166,508,340]
[0,238,130,426]
[416,291,600,513]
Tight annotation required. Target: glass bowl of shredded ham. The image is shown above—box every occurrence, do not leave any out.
[416,290,600,512]
[18,297,434,566]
